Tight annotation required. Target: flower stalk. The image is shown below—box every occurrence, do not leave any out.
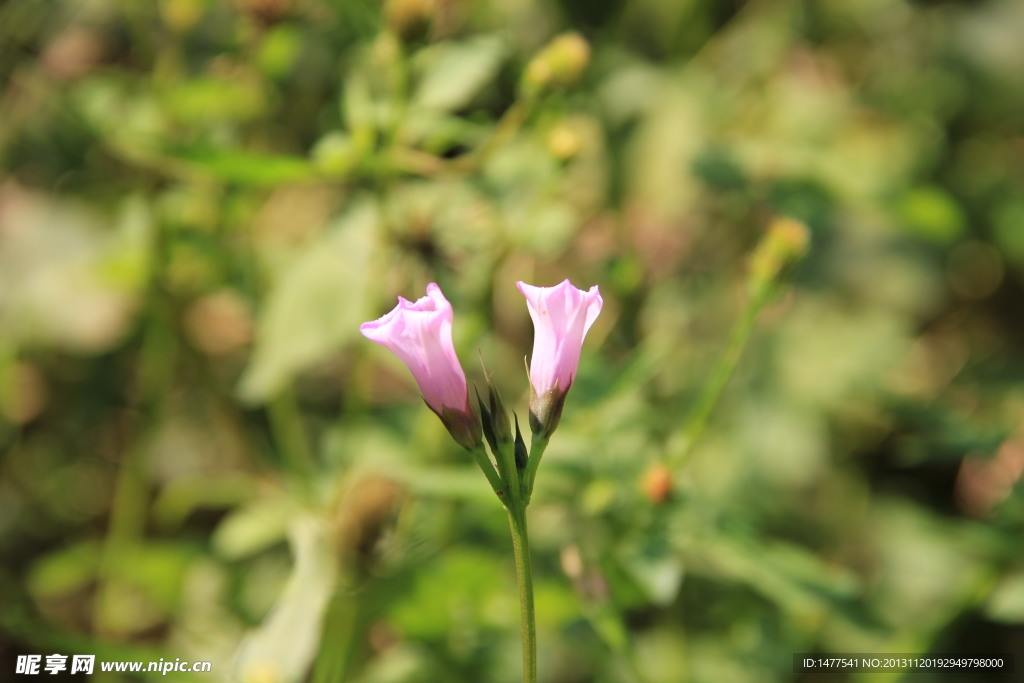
[507,504,537,683]
[671,217,810,468]
[361,279,603,683]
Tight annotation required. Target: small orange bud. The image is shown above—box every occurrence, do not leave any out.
[642,462,673,505]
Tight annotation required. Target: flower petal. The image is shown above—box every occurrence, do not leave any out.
[361,283,468,413]
[517,279,603,397]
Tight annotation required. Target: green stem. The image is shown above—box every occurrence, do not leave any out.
[495,440,523,509]
[94,283,172,634]
[469,444,506,501]
[507,505,537,683]
[456,100,531,173]
[311,581,360,683]
[522,434,549,505]
[93,440,148,635]
[671,287,768,468]
[267,387,315,477]
[585,600,649,683]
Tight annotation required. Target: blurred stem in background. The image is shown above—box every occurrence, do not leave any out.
[311,582,362,683]
[267,387,316,483]
[586,600,649,683]
[93,237,174,635]
[671,218,810,469]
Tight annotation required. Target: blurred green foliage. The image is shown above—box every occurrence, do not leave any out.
[1,0,1023,681]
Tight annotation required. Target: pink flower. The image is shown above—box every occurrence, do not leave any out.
[361,283,480,449]
[517,279,603,436]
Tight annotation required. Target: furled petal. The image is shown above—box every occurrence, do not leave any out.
[516,279,603,397]
[360,283,469,414]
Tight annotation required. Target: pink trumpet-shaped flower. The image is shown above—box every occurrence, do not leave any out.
[361,283,480,449]
[517,279,603,437]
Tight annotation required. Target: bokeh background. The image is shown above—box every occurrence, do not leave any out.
[2,0,1023,681]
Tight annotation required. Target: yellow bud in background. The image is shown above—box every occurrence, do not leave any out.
[160,0,204,33]
[385,0,438,44]
[547,123,584,160]
[748,217,811,296]
[521,33,590,98]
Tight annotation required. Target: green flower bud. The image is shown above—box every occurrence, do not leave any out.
[476,377,512,457]
[521,33,590,99]
[748,217,811,296]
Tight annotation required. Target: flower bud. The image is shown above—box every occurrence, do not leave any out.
[642,462,673,505]
[513,414,528,470]
[748,217,810,297]
[361,283,481,450]
[476,373,512,457]
[521,33,590,99]
[517,280,603,438]
[547,123,584,161]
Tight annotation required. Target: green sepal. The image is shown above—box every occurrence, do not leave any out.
[475,386,501,456]
[528,380,567,439]
[485,373,512,446]
[433,400,483,451]
[514,413,528,470]
[477,358,512,454]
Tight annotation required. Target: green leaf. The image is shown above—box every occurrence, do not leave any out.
[619,541,685,607]
[153,473,261,530]
[212,496,296,560]
[395,466,496,502]
[412,37,505,112]
[388,549,511,638]
[985,569,1024,624]
[693,535,878,631]
[28,541,101,599]
[109,542,197,612]
[168,144,318,186]
[893,186,965,244]
[162,76,266,124]
[992,197,1024,268]
[232,517,339,683]
[239,201,378,401]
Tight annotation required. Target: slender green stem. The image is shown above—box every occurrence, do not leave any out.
[494,440,523,509]
[93,440,148,634]
[507,505,537,683]
[469,444,506,500]
[267,387,315,476]
[95,271,173,634]
[311,581,360,683]
[585,600,649,683]
[522,434,549,505]
[456,101,532,173]
[671,288,768,468]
